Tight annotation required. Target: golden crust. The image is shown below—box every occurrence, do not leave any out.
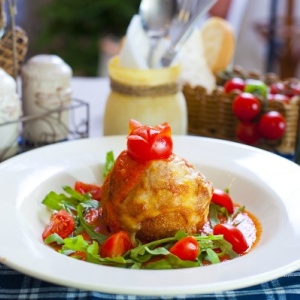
[101,151,213,242]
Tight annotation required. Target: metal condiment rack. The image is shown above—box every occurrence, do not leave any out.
[0,98,89,161]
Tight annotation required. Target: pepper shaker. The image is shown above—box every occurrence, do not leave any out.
[21,54,72,144]
[0,68,22,160]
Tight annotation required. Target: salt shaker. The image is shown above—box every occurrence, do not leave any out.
[21,54,72,144]
[0,68,22,160]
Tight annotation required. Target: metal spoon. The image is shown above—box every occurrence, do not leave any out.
[139,0,178,68]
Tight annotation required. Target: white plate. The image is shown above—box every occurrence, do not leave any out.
[0,136,300,296]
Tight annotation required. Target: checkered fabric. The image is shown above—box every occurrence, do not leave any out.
[0,263,299,300]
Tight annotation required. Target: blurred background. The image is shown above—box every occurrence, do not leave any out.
[8,0,300,78]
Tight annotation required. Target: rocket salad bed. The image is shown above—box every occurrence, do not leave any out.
[41,163,259,269]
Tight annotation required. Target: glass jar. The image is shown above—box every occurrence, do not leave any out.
[21,54,72,144]
[103,56,187,135]
[0,68,22,160]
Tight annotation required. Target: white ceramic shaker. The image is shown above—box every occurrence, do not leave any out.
[21,54,72,144]
[0,68,22,160]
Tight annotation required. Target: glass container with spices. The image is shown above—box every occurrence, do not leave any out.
[21,54,72,144]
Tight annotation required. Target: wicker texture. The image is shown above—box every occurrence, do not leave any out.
[0,0,28,78]
[183,73,300,155]
[0,26,28,77]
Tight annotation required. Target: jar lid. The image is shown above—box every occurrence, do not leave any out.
[22,54,72,80]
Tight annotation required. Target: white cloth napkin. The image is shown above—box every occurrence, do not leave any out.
[119,15,170,69]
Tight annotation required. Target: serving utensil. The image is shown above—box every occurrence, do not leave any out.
[161,0,217,67]
[139,0,178,68]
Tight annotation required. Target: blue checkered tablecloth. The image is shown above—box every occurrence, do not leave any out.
[0,263,299,300]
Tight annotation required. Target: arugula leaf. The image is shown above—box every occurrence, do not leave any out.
[103,151,115,177]
[44,233,64,245]
[214,239,238,259]
[205,248,220,264]
[77,205,106,244]
[129,236,175,263]
[174,230,188,240]
[42,185,94,212]
[144,246,169,256]
[62,186,88,201]
[42,191,68,211]
[144,254,200,270]
[62,235,89,252]
[209,203,230,227]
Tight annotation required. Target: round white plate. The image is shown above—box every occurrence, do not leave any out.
[0,136,300,296]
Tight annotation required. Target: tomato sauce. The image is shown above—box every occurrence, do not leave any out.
[201,204,261,253]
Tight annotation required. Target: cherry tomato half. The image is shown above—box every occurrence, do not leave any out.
[169,236,200,261]
[258,111,286,140]
[127,120,173,161]
[232,93,261,121]
[42,209,75,240]
[267,93,290,104]
[213,224,248,254]
[74,181,102,201]
[211,189,234,214]
[236,121,261,145]
[100,231,133,258]
[224,77,245,94]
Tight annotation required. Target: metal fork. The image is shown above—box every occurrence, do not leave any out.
[177,0,194,24]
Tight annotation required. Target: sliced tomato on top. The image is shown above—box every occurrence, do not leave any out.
[74,181,102,201]
[42,209,75,240]
[127,120,173,162]
[100,231,133,258]
[128,119,143,133]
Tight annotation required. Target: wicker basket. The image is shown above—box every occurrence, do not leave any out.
[183,70,300,156]
[0,0,28,78]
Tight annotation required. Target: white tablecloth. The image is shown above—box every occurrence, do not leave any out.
[71,77,110,138]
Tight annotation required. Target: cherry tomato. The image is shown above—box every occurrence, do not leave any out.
[236,122,261,145]
[169,236,200,261]
[213,224,248,254]
[42,209,75,240]
[269,82,285,95]
[258,111,286,140]
[74,181,102,201]
[100,231,133,258]
[224,78,245,94]
[284,80,300,97]
[232,93,261,121]
[267,93,290,104]
[127,120,173,161]
[211,189,234,214]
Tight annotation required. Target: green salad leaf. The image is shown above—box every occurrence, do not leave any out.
[42,185,93,212]
[103,150,115,177]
